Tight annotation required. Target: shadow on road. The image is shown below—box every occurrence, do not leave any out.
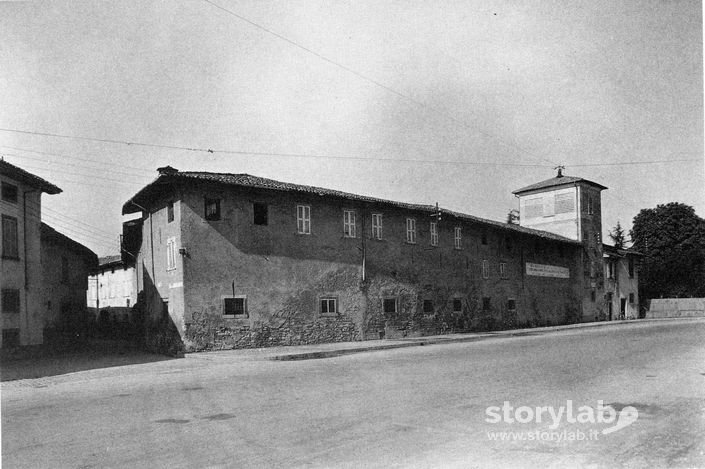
[0,340,175,382]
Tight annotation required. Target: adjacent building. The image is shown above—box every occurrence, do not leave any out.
[87,255,138,322]
[1,159,97,349]
[603,244,642,320]
[122,166,616,352]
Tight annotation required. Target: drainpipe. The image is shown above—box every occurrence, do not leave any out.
[23,190,37,344]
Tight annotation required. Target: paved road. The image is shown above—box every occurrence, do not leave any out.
[3,319,705,468]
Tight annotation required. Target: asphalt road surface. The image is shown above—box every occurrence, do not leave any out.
[3,319,705,468]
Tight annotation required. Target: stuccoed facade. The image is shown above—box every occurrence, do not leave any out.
[123,167,603,353]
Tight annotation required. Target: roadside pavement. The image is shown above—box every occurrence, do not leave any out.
[3,318,697,388]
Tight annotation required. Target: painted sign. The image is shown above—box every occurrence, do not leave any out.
[526,262,570,278]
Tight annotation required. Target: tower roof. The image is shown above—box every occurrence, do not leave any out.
[512,174,607,195]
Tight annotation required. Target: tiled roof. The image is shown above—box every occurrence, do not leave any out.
[0,159,62,194]
[123,168,581,245]
[513,175,607,195]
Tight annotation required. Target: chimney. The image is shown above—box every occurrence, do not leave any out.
[157,166,178,175]
[555,165,564,178]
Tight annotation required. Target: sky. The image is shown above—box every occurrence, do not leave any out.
[0,0,702,257]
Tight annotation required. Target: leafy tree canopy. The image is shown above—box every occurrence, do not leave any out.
[630,202,705,300]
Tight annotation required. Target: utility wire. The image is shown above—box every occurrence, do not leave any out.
[200,0,558,168]
[0,129,553,167]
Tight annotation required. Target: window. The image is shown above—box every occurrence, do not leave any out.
[297,205,311,234]
[629,293,635,304]
[320,297,337,316]
[587,195,594,215]
[481,231,488,245]
[223,296,247,317]
[590,290,596,302]
[2,215,19,259]
[482,297,491,311]
[205,197,221,221]
[1,183,18,203]
[555,193,575,214]
[482,260,490,279]
[166,237,177,270]
[452,298,462,312]
[2,329,20,348]
[167,201,174,223]
[499,262,507,279]
[423,300,434,313]
[253,202,268,225]
[406,218,416,244]
[454,227,462,249]
[507,298,517,313]
[343,210,356,238]
[372,214,383,240]
[383,298,397,314]
[430,222,438,246]
[61,257,69,284]
[2,289,20,314]
[628,257,635,278]
[607,261,615,279]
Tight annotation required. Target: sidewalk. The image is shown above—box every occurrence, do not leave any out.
[263,317,700,361]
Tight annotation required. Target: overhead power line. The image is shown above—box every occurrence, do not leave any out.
[0,128,553,167]
[200,0,557,168]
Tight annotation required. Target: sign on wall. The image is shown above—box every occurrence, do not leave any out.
[526,262,570,278]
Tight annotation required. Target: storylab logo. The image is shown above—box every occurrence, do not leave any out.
[484,400,638,441]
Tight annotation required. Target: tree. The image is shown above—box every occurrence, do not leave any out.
[630,202,705,301]
[507,209,520,225]
[609,221,626,249]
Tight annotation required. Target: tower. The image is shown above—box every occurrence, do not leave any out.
[513,168,608,321]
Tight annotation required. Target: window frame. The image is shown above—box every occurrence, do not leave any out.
[296,205,311,234]
[222,295,248,318]
[405,217,416,244]
[1,215,19,260]
[454,226,462,250]
[320,296,338,316]
[1,182,18,204]
[343,210,356,238]
[452,298,463,313]
[2,289,20,314]
[430,222,438,246]
[507,298,517,313]
[167,201,174,223]
[383,297,397,314]
[166,237,177,271]
[253,202,268,226]
[371,213,383,240]
[204,197,221,221]
[482,259,490,279]
[499,262,507,279]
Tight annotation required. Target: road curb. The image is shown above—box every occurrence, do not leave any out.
[269,318,702,361]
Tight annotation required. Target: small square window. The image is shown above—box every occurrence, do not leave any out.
[320,297,337,316]
[482,297,491,311]
[423,300,434,313]
[452,298,462,312]
[507,298,517,312]
[254,202,268,225]
[1,183,18,203]
[2,328,20,348]
[2,289,20,314]
[383,298,397,314]
[205,197,221,221]
[167,201,174,223]
[224,297,247,317]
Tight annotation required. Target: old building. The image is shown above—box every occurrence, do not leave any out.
[513,168,608,322]
[87,255,138,323]
[1,159,96,349]
[603,244,642,320]
[40,223,98,334]
[122,166,613,352]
